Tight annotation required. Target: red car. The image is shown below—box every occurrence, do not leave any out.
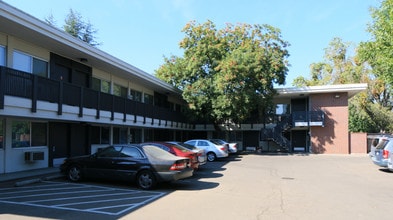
[140,142,199,170]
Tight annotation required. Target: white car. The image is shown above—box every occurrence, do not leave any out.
[185,139,229,162]
[210,139,238,154]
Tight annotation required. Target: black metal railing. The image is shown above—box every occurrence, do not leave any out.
[0,66,187,124]
[292,111,324,126]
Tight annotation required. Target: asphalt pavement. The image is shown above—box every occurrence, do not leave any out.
[0,152,391,220]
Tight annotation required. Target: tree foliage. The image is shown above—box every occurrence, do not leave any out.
[292,34,393,133]
[156,20,290,124]
[292,38,366,87]
[45,9,100,47]
[359,0,393,86]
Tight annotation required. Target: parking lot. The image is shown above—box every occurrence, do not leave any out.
[1,153,392,220]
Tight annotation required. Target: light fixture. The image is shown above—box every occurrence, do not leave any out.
[334,94,340,98]
[80,58,88,62]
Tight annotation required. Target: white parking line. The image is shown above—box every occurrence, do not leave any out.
[0,181,166,216]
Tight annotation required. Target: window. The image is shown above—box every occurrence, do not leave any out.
[11,120,47,148]
[113,127,128,144]
[31,122,47,146]
[0,119,4,148]
[144,129,154,142]
[12,50,48,77]
[129,89,142,102]
[113,84,127,98]
[129,128,142,143]
[96,146,121,157]
[0,45,5,66]
[120,147,144,159]
[92,77,110,93]
[276,104,290,115]
[91,126,110,144]
[144,93,154,105]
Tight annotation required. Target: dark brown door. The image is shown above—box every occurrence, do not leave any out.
[69,123,89,157]
[48,122,69,167]
[243,131,259,150]
[292,130,308,152]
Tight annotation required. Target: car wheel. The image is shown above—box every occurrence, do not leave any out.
[207,152,216,162]
[137,170,156,190]
[68,165,82,182]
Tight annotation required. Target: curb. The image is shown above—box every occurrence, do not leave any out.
[14,174,65,187]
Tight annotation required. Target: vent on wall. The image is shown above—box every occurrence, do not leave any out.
[24,152,44,162]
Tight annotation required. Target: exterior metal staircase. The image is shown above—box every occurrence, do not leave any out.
[261,115,292,152]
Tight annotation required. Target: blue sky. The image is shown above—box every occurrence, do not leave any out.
[4,0,379,86]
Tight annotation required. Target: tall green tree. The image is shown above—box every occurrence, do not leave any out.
[356,0,393,133]
[359,0,393,86]
[63,9,100,46]
[45,9,100,47]
[293,36,393,133]
[156,20,290,124]
[293,38,365,87]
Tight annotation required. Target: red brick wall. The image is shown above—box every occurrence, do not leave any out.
[310,92,349,154]
[349,132,367,154]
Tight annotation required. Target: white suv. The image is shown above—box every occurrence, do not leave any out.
[371,137,393,168]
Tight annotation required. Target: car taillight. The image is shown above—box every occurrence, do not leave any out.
[170,161,187,170]
[383,150,389,159]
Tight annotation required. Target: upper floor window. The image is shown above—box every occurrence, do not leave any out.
[92,77,110,94]
[0,45,5,66]
[113,84,127,98]
[129,89,142,102]
[144,93,154,105]
[12,50,48,77]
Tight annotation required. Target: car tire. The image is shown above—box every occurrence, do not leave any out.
[68,165,82,182]
[207,152,216,162]
[137,170,156,190]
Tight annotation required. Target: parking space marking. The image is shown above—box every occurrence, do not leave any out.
[0,181,166,216]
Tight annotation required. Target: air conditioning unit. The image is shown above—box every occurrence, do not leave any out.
[24,151,44,162]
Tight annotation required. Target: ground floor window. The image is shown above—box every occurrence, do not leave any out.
[90,126,110,144]
[11,120,47,148]
[129,128,142,143]
[0,119,4,148]
[144,129,154,142]
[113,127,128,144]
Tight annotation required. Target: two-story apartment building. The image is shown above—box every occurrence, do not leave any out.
[0,2,367,175]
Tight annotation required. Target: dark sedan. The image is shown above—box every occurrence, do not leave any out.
[60,144,194,190]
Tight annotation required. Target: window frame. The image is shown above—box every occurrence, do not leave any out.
[0,45,5,66]
[11,120,47,148]
[12,50,48,77]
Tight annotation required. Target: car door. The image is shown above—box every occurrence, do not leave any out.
[84,146,122,179]
[195,140,211,152]
[112,146,146,181]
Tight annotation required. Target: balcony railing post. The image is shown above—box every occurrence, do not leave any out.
[96,92,100,119]
[0,67,5,109]
[58,80,63,115]
[31,74,38,112]
[79,87,83,117]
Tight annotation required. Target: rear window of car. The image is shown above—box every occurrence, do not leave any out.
[376,139,390,149]
[210,139,225,145]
